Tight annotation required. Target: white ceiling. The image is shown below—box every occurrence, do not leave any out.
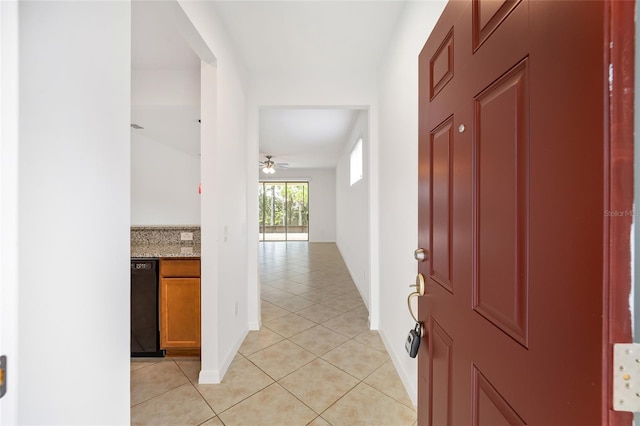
[132,1,404,168]
[213,1,404,76]
[259,108,362,168]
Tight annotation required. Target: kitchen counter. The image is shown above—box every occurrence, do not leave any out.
[131,242,201,258]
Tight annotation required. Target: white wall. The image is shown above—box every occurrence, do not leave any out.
[17,2,131,424]
[131,68,201,225]
[0,2,19,424]
[133,69,200,106]
[377,0,447,407]
[261,168,336,242]
[131,131,201,225]
[178,0,249,383]
[336,111,370,309]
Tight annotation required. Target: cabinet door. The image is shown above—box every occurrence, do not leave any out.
[159,277,201,349]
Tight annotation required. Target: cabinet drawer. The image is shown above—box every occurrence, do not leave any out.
[160,259,200,277]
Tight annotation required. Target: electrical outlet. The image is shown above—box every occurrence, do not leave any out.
[180,232,193,241]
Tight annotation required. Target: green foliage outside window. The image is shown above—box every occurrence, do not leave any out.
[259,182,309,231]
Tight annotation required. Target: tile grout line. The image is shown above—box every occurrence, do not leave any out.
[247,262,369,422]
[132,242,415,425]
[176,359,224,424]
[130,359,191,409]
[190,358,271,425]
[261,245,416,420]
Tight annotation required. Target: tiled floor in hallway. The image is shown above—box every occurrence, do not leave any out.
[131,242,416,426]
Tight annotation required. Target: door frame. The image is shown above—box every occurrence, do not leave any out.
[605,1,634,425]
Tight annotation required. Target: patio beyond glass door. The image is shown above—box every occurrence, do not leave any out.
[259,181,308,241]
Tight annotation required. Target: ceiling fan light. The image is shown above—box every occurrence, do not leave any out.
[261,155,277,174]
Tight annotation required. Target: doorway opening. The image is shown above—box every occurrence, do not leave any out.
[259,181,309,241]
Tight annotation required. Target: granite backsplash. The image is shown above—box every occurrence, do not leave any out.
[131,226,201,244]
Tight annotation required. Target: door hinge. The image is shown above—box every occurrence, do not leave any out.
[0,355,6,399]
[613,343,640,411]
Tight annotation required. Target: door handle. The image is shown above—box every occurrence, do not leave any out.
[407,273,425,322]
[414,248,428,262]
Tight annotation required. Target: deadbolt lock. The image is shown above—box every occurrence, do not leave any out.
[414,248,428,262]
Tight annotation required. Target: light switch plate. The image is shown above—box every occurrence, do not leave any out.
[613,343,640,411]
[180,232,193,241]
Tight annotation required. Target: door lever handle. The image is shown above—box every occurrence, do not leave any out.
[410,273,425,296]
[407,273,425,322]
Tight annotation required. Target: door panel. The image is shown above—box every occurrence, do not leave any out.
[430,29,455,100]
[472,367,526,426]
[418,1,608,424]
[430,117,454,292]
[472,0,523,51]
[430,321,453,426]
[472,58,529,347]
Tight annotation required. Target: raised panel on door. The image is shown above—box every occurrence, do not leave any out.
[430,28,454,100]
[472,0,523,51]
[472,366,526,426]
[430,116,454,293]
[429,320,453,426]
[472,58,529,347]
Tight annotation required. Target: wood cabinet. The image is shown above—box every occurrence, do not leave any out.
[159,258,200,349]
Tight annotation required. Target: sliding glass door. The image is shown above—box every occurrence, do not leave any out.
[259,181,309,241]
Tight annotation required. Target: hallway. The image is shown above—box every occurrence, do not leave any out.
[131,242,416,425]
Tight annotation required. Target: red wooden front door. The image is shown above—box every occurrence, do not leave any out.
[417,1,628,424]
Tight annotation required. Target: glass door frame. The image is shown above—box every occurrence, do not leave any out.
[259,180,309,242]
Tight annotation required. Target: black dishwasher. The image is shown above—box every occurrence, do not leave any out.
[131,259,165,357]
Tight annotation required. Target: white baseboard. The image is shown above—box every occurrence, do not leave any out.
[198,326,250,384]
[198,369,220,384]
[220,326,249,374]
[248,320,261,330]
[378,327,418,408]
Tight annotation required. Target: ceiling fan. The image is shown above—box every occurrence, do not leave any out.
[258,155,288,174]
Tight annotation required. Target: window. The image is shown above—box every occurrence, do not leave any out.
[258,181,309,241]
[350,137,363,186]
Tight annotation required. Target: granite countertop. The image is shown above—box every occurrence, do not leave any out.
[131,242,201,258]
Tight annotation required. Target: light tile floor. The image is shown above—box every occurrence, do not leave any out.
[131,242,416,426]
